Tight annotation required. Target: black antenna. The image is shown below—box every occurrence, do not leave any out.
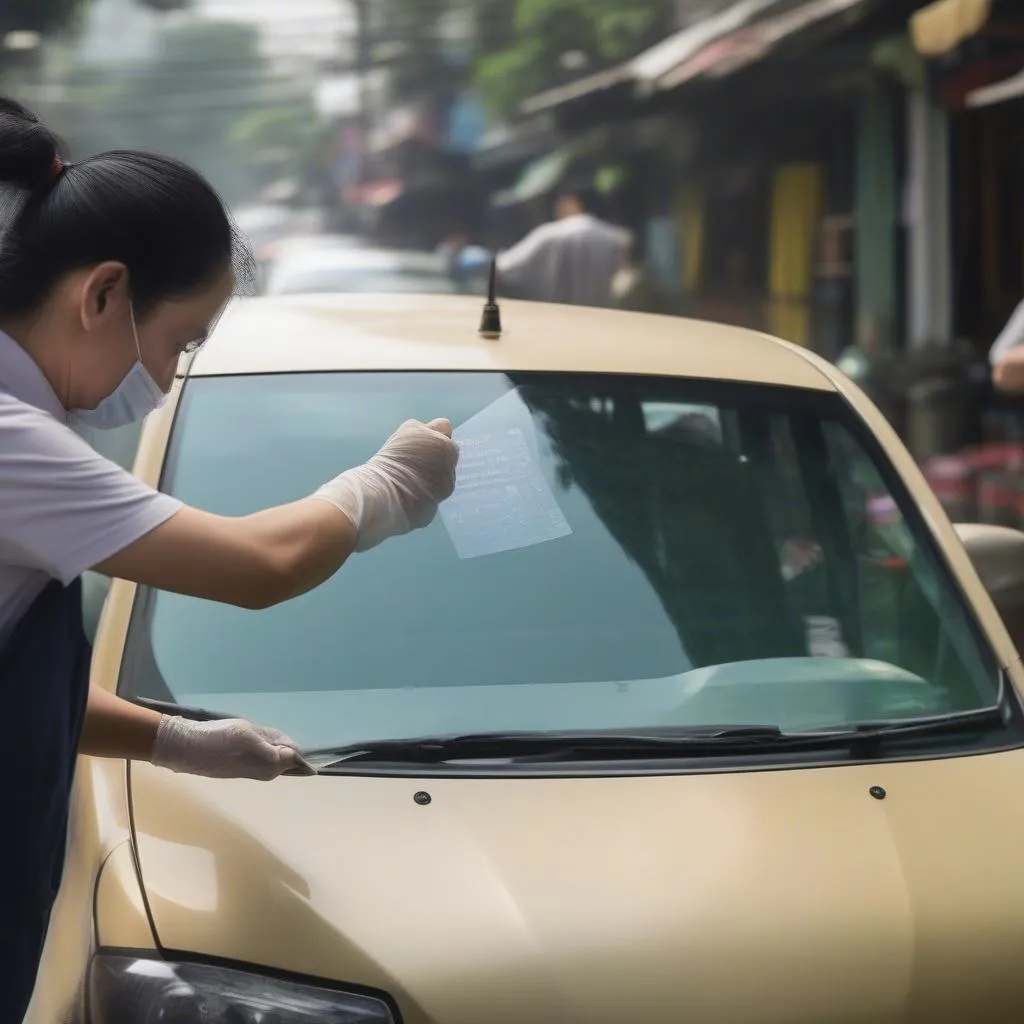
[479,257,502,340]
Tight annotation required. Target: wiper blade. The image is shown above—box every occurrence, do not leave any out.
[308,726,855,767]
[839,701,1008,742]
[313,699,1013,768]
[836,667,1012,742]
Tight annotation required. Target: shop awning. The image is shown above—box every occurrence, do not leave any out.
[653,0,869,92]
[520,0,872,115]
[521,0,783,115]
[491,147,575,207]
[473,116,558,170]
[966,65,1024,106]
[910,0,992,58]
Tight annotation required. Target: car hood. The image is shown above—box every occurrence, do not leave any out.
[129,751,1024,1024]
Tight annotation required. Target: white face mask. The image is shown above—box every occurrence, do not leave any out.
[69,301,167,431]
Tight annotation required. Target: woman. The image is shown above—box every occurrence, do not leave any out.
[0,98,458,1019]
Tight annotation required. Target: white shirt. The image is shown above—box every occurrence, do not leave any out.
[990,297,1024,366]
[497,213,631,308]
[0,330,182,644]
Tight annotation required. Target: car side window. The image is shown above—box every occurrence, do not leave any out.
[74,420,145,472]
[821,421,990,704]
[76,420,145,643]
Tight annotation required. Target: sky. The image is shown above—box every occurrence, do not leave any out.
[199,0,354,59]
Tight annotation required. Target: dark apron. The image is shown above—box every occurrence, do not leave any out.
[0,578,91,1022]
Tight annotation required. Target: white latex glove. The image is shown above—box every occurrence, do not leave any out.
[313,418,459,551]
[152,715,301,781]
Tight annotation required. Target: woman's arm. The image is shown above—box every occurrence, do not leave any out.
[79,685,304,777]
[990,298,1024,366]
[94,497,357,610]
[93,418,457,609]
[993,347,1024,395]
[79,684,161,760]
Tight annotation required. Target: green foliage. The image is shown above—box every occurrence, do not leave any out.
[370,0,470,102]
[44,17,322,205]
[133,0,192,9]
[116,21,267,198]
[473,0,673,118]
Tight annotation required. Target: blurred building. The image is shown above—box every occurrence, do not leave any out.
[497,0,1024,458]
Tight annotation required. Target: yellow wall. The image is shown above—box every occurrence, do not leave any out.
[768,162,824,347]
[673,179,704,295]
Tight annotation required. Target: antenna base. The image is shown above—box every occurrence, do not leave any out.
[479,302,502,339]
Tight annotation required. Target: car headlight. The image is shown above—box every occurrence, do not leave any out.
[89,954,395,1023]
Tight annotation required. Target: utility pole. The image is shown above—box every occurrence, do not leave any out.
[353,0,370,183]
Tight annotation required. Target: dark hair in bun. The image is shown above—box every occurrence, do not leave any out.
[0,96,254,319]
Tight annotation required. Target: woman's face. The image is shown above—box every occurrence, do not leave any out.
[67,261,234,412]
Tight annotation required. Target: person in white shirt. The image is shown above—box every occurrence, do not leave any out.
[497,182,632,308]
[0,96,458,1021]
[990,296,1024,394]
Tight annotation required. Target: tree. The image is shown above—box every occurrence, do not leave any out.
[108,20,268,199]
[132,0,193,10]
[0,0,82,36]
[229,98,324,195]
[46,17,318,205]
[473,0,676,118]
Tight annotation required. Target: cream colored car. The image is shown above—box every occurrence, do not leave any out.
[30,294,1024,1024]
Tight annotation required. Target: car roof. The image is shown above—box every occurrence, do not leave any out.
[188,294,836,390]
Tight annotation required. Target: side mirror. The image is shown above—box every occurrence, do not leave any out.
[954,523,1024,653]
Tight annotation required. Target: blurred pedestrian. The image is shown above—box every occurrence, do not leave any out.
[611,234,668,315]
[496,180,631,308]
[990,296,1024,394]
[436,226,470,264]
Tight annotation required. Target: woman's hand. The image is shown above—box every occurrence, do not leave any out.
[313,418,459,551]
[151,715,303,781]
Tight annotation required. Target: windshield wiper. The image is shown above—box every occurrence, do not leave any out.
[134,668,1014,772]
[307,726,876,768]
[312,691,1013,768]
[833,669,1012,743]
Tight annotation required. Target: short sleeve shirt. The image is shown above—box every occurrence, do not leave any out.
[990,297,1024,366]
[496,214,631,308]
[0,330,182,644]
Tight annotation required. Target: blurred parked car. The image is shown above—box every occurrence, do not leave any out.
[30,295,1024,1024]
[232,203,296,251]
[264,245,460,297]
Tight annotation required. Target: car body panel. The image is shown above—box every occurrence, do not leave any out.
[127,752,1024,1024]
[33,295,1024,1022]
[94,840,158,951]
[190,294,836,388]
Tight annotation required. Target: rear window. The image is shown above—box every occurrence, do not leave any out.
[120,371,999,751]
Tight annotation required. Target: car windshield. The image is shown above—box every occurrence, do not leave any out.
[121,372,999,751]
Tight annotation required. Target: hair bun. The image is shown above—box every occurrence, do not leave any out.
[0,97,63,192]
